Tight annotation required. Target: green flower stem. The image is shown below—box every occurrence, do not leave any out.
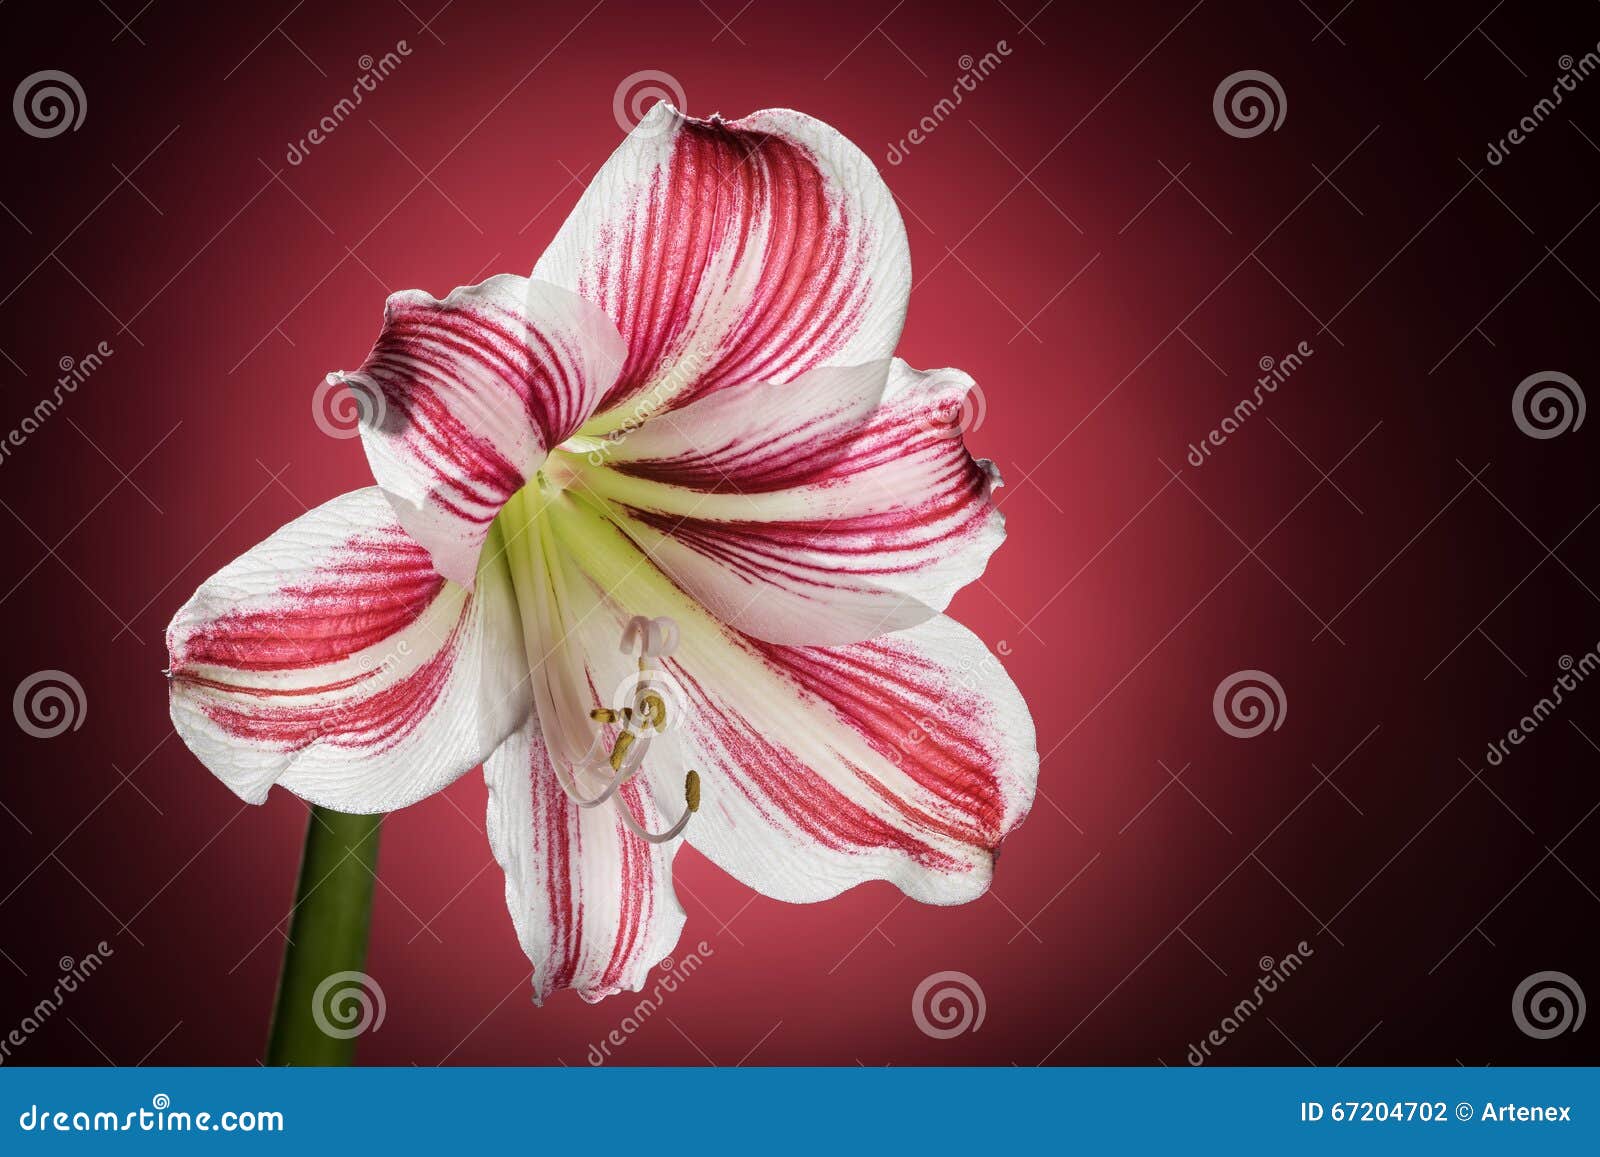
[264,806,382,1066]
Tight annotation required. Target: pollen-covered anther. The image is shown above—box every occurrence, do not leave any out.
[562,614,698,844]
[636,690,668,731]
[614,771,697,845]
[608,729,637,773]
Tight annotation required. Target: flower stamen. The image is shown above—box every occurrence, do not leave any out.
[614,770,699,844]
[554,615,699,842]
[549,729,644,809]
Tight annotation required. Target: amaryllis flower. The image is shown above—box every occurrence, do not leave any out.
[167,103,1038,1004]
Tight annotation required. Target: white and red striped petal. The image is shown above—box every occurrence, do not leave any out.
[573,360,1004,645]
[334,275,624,588]
[534,104,910,428]
[485,716,685,1003]
[591,360,890,486]
[677,615,1037,904]
[536,498,1037,905]
[166,488,527,812]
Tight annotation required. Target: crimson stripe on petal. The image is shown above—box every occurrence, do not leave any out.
[166,488,527,812]
[345,275,624,587]
[536,106,908,425]
[485,718,684,1004]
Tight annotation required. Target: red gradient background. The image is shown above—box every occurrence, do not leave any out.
[2,0,1597,1065]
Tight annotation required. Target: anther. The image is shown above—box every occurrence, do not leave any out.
[613,770,698,844]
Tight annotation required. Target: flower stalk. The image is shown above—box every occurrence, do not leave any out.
[264,806,382,1066]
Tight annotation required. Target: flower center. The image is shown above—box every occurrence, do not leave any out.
[545,612,700,844]
[537,449,585,493]
[490,481,698,846]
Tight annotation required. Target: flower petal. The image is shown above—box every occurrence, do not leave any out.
[590,360,890,487]
[538,496,1037,905]
[166,488,528,811]
[572,360,1004,645]
[534,104,910,427]
[485,715,685,1003]
[335,274,625,587]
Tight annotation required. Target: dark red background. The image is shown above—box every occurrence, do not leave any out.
[2,0,1597,1065]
